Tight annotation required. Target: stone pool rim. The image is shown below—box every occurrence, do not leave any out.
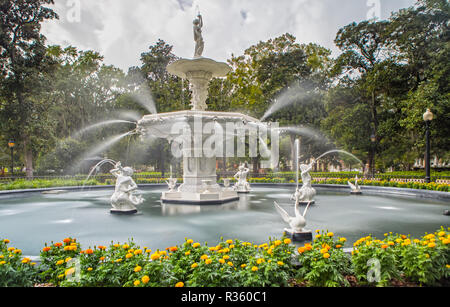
[0,183,448,201]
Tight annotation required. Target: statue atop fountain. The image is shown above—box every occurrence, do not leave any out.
[233,163,251,193]
[292,159,316,205]
[193,13,204,58]
[110,162,144,214]
[348,175,362,194]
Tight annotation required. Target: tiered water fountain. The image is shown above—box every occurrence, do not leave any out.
[136,13,257,204]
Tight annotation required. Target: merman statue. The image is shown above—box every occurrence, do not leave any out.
[291,159,316,205]
[110,161,144,214]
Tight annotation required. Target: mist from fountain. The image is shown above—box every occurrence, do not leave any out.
[73,120,136,138]
[82,158,117,188]
[315,149,364,166]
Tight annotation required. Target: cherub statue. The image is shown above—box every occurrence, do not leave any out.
[291,159,316,204]
[110,162,144,213]
[193,13,204,58]
[233,163,251,192]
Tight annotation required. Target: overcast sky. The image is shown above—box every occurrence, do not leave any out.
[41,0,417,71]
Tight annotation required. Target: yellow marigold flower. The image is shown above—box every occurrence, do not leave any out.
[0,255,3,259]
[125,253,133,259]
[7,247,15,252]
[63,246,71,251]
[339,237,347,242]
[150,253,160,261]
[438,231,445,237]
[0,261,6,265]
[316,234,321,239]
[219,259,225,264]
[191,262,198,269]
[277,261,284,266]
[443,239,449,245]
[428,242,436,248]
[413,239,420,244]
[222,248,230,253]
[142,275,150,284]
[122,244,130,249]
[193,243,201,248]
[323,253,330,259]
[3,239,10,244]
[315,229,320,233]
[446,265,450,269]
[134,266,142,272]
[145,249,152,253]
[229,244,235,249]
[185,251,191,256]
[186,239,193,244]
[226,239,233,244]
[205,259,212,264]
[159,250,167,255]
[65,268,75,276]
[241,264,247,268]
[320,248,328,254]
[227,261,233,266]
[21,258,31,264]
[175,282,184,287]
[87,267,93,271]
[256,258,265,264]
[274,240,282,246]
[115,258,123,263]
[388,241,394,246]
[134,280,140,286]
[113,244,120,248]
[65,257,72,263]
[327,232,334,237]
[223,255,230,260]
[56,260,64,265]
[251,266,258,272]
[200,254,208,260]
[267,248,273,255]
[283,238,291,244]
[58,274,64,279]
[14,249,22,254]
[134,249,142,255]
[425,254,430,258]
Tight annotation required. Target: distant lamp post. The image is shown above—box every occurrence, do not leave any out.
[423,109,433,183]
[370,133,376,179]
[8,140,15,176]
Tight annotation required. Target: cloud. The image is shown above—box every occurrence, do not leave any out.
[41,0,416,71]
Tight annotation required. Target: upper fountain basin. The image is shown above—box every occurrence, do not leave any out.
[167,57,231,79]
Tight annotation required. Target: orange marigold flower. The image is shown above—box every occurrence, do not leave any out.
[134,249,143,255]
[134,266,142,272]
[381,244,388,249]
[169,246,178,252]
[151,253,160,261]
[142,275,150,284]
[42,246,51,252]
[3,239,10,244]
[323,253,330,259]
[85,248,94,255]
[126,253,133,259]
[205,259,212,264]
[251,266,258,272]
[298,247,306,253]
[175,282,184,287]
[283,238,291,244]
[63,238,71,244]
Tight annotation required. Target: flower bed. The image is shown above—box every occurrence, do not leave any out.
[1,228,448,287]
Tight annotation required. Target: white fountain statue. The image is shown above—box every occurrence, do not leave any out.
[274,200,313,242]
[233,163,251,193]
[137,12,262,204]
[348,175,362,194]
[110,161,144,214]
[292,159,317,204]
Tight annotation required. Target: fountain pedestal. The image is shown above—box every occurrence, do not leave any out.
[283,229,313,242]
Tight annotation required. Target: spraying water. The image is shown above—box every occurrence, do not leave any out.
[131,84,157,114]
[73,120,136,138]
[71,131,137,173]
[260,81,319,121]
[82,158,117,189]
[315,149,363,166]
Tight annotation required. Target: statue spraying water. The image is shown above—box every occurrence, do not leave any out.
[110,161,144,214]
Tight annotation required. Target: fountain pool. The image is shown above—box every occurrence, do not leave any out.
[1,186,448,256]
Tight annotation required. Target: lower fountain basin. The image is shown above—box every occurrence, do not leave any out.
[0,186,448,256]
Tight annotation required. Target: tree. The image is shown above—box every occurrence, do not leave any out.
[0,0,58,177]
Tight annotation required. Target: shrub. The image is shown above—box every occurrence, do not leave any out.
[296,230,352,287]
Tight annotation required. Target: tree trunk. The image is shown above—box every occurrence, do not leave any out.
[23,134,33,178]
